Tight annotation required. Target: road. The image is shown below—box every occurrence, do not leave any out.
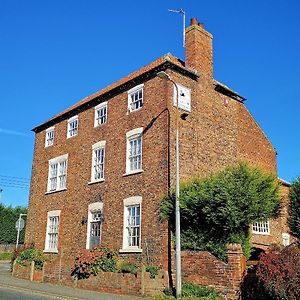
[0,261,66,299]
[0,285,61,299]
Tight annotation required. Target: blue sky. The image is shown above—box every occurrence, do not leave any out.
[0,0,299,207]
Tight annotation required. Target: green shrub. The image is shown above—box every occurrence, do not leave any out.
[118,261,138,275]
[146,265,160,278]
[163,287,175,296]
[72,247,117,279]
[161,162,280,261]
[153,294,174,300]
[181,283,221,299]
[158,284,222,299]
[15,248,45,270]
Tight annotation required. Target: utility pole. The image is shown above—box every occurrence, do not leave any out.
[157,71,182,298]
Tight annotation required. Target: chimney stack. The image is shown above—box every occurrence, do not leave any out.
[185,18,213,79]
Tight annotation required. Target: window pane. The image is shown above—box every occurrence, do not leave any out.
[48,216,59,250]
[252,220,269,234]
[93,147,105,180]
[46,130,54,146]
[129,88,143,111]
[68,119,78,137]
[48,157,67,192]
[128,136,142,171]
[125,205,140,247]
[96,105,107,126]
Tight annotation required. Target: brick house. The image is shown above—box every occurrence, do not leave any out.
[25,18,291,284]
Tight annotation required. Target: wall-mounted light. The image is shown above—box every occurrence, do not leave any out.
[81,216,87,225]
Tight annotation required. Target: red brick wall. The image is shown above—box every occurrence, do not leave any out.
[237,104,277,174]
[76,272,141,295]
[25,77,171,272]
[13,263,31,280]
[181,244,246,300]
[75,270,167,296]
[14,259,167,297]
[12,261,43,282]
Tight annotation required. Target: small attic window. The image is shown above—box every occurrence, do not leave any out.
[128,84,144,112]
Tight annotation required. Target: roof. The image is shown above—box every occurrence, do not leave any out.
[214,80,246,102]
[278,178,291,187]
[32,53,198,133]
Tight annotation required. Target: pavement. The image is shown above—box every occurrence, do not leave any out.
[0,261,148,300]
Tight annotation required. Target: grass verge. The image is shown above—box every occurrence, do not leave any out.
[0,252,12,260]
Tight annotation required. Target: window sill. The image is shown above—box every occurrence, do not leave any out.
[88,179,105,185]
[123,170,144,177]
[43,249,58,254]
[127,107,144,114]
[45,188,67,195]
[67,134,78,139]
[119,248,143,254]
[94,123,107,128]
[252,232,270,236]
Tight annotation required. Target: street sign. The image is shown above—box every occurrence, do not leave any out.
[15,218,25,231]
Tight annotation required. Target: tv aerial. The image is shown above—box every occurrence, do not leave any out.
[168,8,186,48]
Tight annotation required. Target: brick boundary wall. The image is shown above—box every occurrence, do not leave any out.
[0,244,16,252]
[66,268,168,296]
[12,260,43,282]
[12,245,245,298]
[13,262,168,296]
[181,244,246,300]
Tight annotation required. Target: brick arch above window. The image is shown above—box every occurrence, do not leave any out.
[123,196,142,206]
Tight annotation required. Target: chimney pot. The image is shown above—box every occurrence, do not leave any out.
[190,18,198,25]
[198,22,204,28]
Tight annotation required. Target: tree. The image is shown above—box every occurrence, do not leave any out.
[0,204,27,244]
[288,177,300,238]
[161,162,280,260]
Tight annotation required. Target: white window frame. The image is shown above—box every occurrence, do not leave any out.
[120,196,142,253]
[125,127,143,175]
[44,210,61,253]
[94,102,108,127]
[252,220,270,235]
[128,84,144,113]
[90,141,106,183]
[45,127,55,147]
[282,233,290,247]
[47,154,68,193]
[67,115,78,138]
[86,202,104,249]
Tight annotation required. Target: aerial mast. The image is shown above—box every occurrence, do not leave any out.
[168,8,186,48]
